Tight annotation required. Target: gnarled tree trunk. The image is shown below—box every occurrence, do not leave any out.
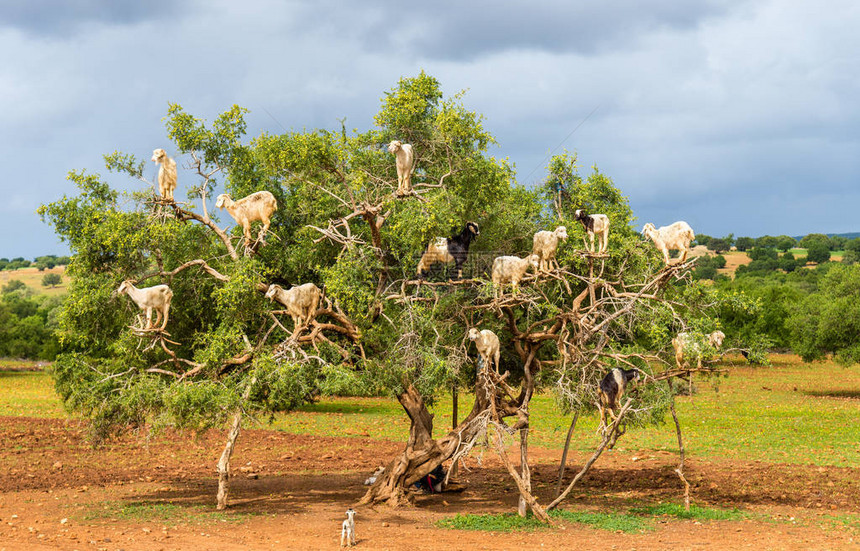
[360,377,494,506]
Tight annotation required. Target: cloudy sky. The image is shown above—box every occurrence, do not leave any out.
[2,0,858,258]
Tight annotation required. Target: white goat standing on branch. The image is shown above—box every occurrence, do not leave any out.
[215,191,278,246]
[673,330,725,370]
[117,280,173,330]
[492,254,539,297]
[574,209,610,253]
[532,226,568,272]
[641,221,695,265]
[265,283,321,333]
[151,148,177,201]
[388,140,415,196]
[468,327,501,373]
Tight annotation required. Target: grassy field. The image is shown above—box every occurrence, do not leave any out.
[2,354,859,467]
[0,265,67,296]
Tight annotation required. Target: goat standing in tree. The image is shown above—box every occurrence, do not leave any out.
[641,221,695,265]
[532,226,568,272]
[468,327,501,373]
[597,368,639,433]
[215,191,278,246]
[673,330,725,370]
[151,148,177,202]
[117,280,173,331]
[416,222,480,280]
[574,209,610,253]
[388,140,415,196]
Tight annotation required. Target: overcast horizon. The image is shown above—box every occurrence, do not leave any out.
[2,1,858,258]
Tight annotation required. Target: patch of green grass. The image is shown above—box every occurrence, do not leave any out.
[436,512,546,532]
[551,509,652,533]
[83,501,252,524]
[0,370,67,418]
[438,504,745,534]
[631,502,747,521]
[822,513,860,532]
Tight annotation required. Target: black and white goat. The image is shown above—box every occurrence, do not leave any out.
[416,222,480,279]
[597,368,640,431]
[574,209,610,253]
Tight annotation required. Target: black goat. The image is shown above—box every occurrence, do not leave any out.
[416,222,480,279]
[597,368,640,430]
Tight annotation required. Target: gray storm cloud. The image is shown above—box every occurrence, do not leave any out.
[0,0,858,257]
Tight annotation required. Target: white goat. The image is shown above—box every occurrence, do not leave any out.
[468,327,501,373]
[117,280,173,330]
[341,508,356,547]
[215,191,278,245]
[388,140,415,195]
[641,221,695,265]
[151,148,177,201]
[574,210,610,253]
[532,226,568,272]
[265,283,321,332]
[492,254,539,297]
[672,330,725,370]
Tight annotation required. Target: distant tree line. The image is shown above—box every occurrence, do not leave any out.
[687,231,860,364]
[0,255,72,272]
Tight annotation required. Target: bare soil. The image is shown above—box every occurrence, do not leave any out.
[0,416,858,550]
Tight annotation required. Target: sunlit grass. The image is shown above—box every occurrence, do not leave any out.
[0,266,67,297]
[437,502,745,532]
[0,370,67,418]
[83,501,254,524]
[2,355,860,467]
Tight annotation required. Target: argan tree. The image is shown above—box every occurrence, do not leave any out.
[40,72,757,516]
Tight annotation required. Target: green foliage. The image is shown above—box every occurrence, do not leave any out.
[692,254,727,280]
[630,503,747,521]
[734,237,754,251]
[805,241,831,264]
[2,279,27,293]
[437,509,651,533]
[788,264,860,363]
[0,289,62,360]
[694,234,712,246]
[706,237,731,253]
[42,273,62,288]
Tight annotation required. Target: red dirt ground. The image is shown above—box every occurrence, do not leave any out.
[0,417,858,550]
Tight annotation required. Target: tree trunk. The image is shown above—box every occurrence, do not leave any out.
[555,411,579,498]
[669,396,691,511]
[360,380,491,506]
[517,426,531,517]
[216,409,243,510]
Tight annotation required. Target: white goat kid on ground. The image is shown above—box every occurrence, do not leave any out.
[341,508,356,547]
[574,210,610,253]
[672,330,725,370]
[151,148,177,201]
[117,280,173,331]
[265,283,321,333]
[532,226,568,272]
[215,191,278,246]
[388,140,415,196]
[468,327,501,373]
[491,254,539,297]
[641,221,695,265]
